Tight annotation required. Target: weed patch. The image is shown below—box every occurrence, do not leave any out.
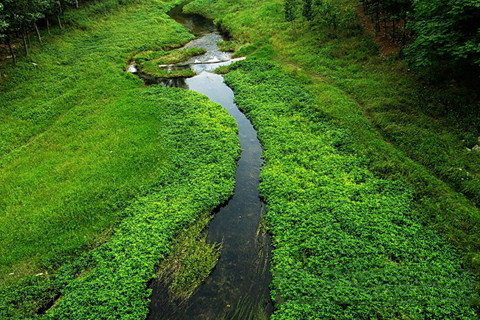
[225,59,477,318]
[0,0,239,317]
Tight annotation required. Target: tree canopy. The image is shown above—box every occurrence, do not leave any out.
[285,0,480,77]
[407,0,480,73]
[0,0,81,61]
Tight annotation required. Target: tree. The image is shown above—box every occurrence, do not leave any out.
[303,0,313,21]
[285,0,296,21]
[407,0,480,75]
[0,0,81,62]
[0,3,7,39]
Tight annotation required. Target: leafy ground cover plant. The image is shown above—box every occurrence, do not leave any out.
[133,47,206,77]
[185,0,480,312]
[43,87,238,320]
[225,59,478,319]
[3,0,480,318]
[0,0,239,317]
[134,47,206,65]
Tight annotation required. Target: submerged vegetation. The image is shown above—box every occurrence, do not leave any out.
[155,211,221,301]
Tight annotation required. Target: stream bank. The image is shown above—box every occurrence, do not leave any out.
[130,5,273,319]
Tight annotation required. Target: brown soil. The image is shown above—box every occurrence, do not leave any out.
[356,5,401,56]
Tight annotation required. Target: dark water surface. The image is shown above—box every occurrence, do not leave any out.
[146,6,272,320]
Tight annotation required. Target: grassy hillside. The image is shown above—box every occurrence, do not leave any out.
[183,0,480,268]
[184,0,480,317]
[2,0,480,318]
[0,0,238,317]
[226,58,476,319]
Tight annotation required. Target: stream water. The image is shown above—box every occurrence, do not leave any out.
[139,6,272,320]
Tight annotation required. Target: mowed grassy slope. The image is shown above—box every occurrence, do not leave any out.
[0,0,187,280]
[42,87,238,319]
[0,0,239,317]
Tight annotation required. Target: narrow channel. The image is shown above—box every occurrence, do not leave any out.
[143,6,272,320]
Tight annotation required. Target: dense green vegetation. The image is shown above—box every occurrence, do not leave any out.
[0,0,129,62]
[291,0,480,76]
[43,87,237,319]
[133,47,205,77]
[2,0,480,317]
[406,0,480,75]
[185,0,480,316]
[133,47,206,65]
[226,58,477,319]
[155,211,220,301]
[185,0,480,264]
[0,0,238,317]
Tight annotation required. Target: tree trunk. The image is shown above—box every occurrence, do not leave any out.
[374,7,380,32]
[22,30,29,56]
[392,19,396,41]
[27,31,32,48]
[34,22,43,44]
[7,38,16,65]
[75,0,79,8]
[57,15,63,29]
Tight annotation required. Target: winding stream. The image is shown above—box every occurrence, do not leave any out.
[139,6,272,320]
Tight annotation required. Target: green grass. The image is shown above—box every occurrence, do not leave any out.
[182,0,480,216]
[0,0,185,283]
[0,0,239,317]
[226,58,477,319]
[217,40,236,52]
[141,66,196,78]
[42,87,238,319]
[134,47,206,65]
[183,0,480,317]
[213,64,231,74]
[134,47,206,77]
[156,211,220,300]
[3,0,480,318]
